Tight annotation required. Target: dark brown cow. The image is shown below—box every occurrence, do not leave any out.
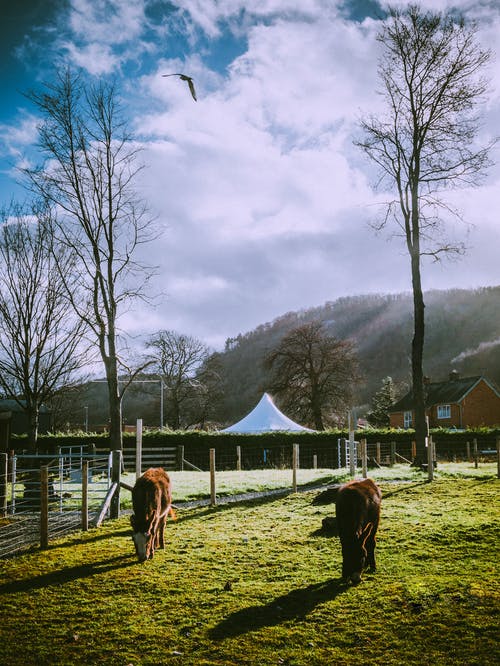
[336,478,381,584]
[130,468,176,562]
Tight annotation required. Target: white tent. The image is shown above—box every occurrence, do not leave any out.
[221,393,313,433]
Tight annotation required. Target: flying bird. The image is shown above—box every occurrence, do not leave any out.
[162,73,197,101]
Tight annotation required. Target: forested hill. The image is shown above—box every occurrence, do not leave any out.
[219,286,500,422]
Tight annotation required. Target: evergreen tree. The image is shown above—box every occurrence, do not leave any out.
[367,377,396,428]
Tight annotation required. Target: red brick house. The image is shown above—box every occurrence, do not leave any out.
[389,372,500,429]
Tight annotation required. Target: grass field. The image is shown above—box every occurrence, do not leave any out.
[0,465,498,665]
[119,460,499,506]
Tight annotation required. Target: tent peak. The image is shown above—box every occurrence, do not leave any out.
[221,393,313,433]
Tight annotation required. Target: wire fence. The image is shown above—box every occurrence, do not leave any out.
[0,451,112,558]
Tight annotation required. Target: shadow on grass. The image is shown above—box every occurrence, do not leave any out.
[380,481,428,500]
[174,490,294,524]
[311,486,341,505]
[209,577,348,639]
[310,522,338,538]
[0,553,136,594]
[46,527,133,550]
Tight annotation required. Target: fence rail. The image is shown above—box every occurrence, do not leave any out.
[121,446,178,472]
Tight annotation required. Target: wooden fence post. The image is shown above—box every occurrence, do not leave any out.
[176,445,184,471]
[349,438,356,477]
[376,442,381,466]
[292,443,299,493]
[89,442,96,476]
[0,453,7,517]
[411,441,416,462]
[496,436,500,480]
[466,441,471,461]
[210,448,216,506]
[313,454,317,470]
[110,450,121,519]
[40,465,49,549]
[236,445,242,471]
[473,438,478,469]
[427,436,434,482]
[136,419,143,478]
[390,442,396,467]
[361,439,367,479]
[82,460,89,531]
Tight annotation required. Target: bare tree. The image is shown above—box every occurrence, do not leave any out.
[24,69,156,453]
[356,5,493,461]
[265,321,358,430]
[147,330,211,429]
[0,202,89,449]
[189,352,224,429]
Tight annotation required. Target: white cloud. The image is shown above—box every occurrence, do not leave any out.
[0,113,39,156]
[117,1,500,347]
[176,0,329,38]
[52,0,154,76]
[3,0,500,350]
[61,41,120,75]
[68,0,147,45]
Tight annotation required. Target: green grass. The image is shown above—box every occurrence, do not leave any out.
[0,467,498,665]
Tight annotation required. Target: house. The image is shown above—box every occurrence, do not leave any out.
[389,371,500,429]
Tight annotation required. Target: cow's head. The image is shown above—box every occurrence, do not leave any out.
[130,514,154,562]
[342,522,373,585]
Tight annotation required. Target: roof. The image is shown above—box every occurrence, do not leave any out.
[221,393,313,433]
[389,375,499,412]
[0,399,50,414]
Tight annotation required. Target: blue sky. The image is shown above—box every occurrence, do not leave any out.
[1,0,499,351]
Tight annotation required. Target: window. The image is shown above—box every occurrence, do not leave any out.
[404,411,412,428]
[437,404,451,419]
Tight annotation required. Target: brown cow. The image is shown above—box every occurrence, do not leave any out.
[130,468,176,562]
[336,478,381,584]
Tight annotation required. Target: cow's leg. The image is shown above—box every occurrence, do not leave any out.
[150,533,155,559]
[365,527,377,571]
[148,516,159,559]
[158,515,166,549]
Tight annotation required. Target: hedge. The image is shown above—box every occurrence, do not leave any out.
[12,427,500,464]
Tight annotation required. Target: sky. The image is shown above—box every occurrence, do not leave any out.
[0,0,499,351]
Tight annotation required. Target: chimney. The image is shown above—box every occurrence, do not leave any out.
[449,370,460,381]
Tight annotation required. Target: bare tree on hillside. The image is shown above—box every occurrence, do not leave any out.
[24,69,156,455]
[147,330,211,429]
[356,6,494,462]
[0,202,89,449]
[264,321,358,430]
[190,353,224,429]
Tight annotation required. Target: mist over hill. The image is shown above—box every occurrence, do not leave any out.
[217,286,500,423]
[67,287,500,430]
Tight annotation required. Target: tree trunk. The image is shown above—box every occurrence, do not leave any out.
[311,391,324,430]
[27,408,39,453]
[410,250,427,465]
[313,411,324,430]
[104,356,122,519]
[105,357,123,452]
[172,395,180,430]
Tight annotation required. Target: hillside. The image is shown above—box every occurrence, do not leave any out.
[217,286,500,423]
[60,287,500,430]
